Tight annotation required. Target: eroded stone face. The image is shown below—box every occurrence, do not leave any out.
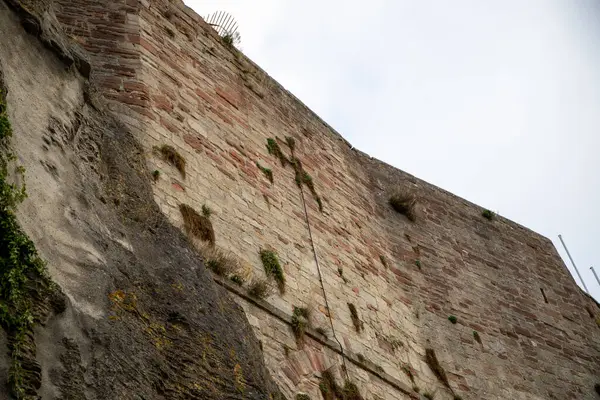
[0,2,282,399]
[46,0,600,399]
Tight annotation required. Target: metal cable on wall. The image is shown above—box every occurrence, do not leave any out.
[296,172,351,381]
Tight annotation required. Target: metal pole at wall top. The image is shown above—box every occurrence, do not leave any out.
[558,234,589,294]
[590,266,600,288]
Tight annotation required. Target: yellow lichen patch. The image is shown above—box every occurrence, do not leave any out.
[108,289,172,349]
[145,322,171,349]
[234,363,245,393]
[108,290,138,313]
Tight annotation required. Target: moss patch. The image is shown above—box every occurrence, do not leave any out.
[318,370,364,400]
[319,370,342,400]
[266,138,288,167]
[265,138,323,212]
[155,144,186,179]
[291,306,310,341]
[247,278,271,299]
[256,162,274,183]
[201,204,212,218]
[259,249,285,293]
[230,275,244,286]
[179,204,215,245]
[482,209,494,221]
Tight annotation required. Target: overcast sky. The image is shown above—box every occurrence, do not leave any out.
[187,0,600,302]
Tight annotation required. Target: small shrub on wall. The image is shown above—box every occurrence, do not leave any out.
[482,209,495,220]
[154,144,186,178]
[291,306,310,341]
[179,204,215,245]
[247,278,272,299]
[259,249,285,293]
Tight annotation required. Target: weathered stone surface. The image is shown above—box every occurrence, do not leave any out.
[0,2,283,399]
[48,0,600,399]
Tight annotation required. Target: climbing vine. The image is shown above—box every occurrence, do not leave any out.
[0,86,56,398]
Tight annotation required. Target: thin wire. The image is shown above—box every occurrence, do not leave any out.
[296,164,350,381]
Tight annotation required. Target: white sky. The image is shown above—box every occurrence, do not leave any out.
[186,0,600,302]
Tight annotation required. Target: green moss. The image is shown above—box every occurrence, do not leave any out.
[415,259,422,269]
[473,330,482,344]
[342,381,364,400]
[256,162,274,183]
[291,306,310,341]
[201,204,212,218]
[0,87,55,398]
[448,315,457,324]
[266,138,288,167]
[152,170,160,182]
[259,249,285,293]
[265,140,323,212]
[230,275,244,286]
[222,33,234,47]
[482,209,494,220]
[319,370,343,400]
[295,394,310,400]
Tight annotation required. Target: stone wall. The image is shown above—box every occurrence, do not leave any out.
[55,1,600,399]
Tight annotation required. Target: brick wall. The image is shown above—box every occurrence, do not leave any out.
[56,1,600,399]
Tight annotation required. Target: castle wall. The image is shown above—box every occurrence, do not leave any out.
[55,1,600,399]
